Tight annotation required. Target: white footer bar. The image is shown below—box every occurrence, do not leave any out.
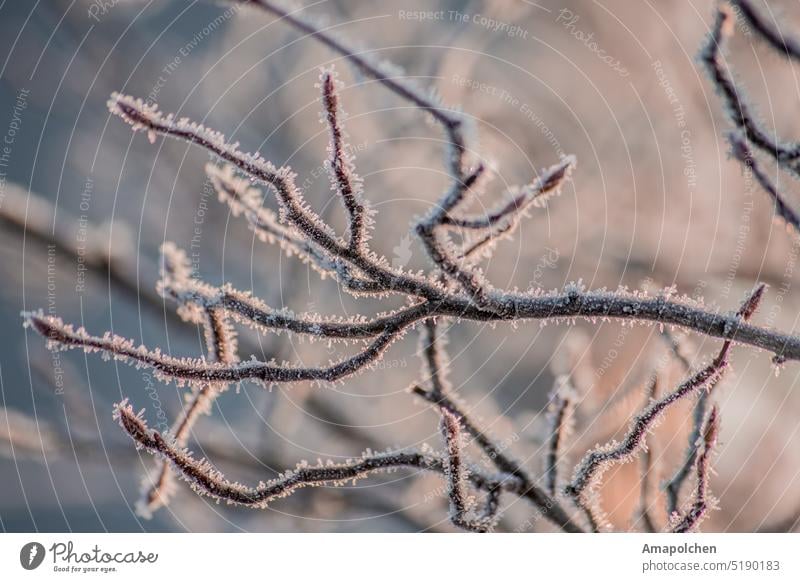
[1,533,797,581]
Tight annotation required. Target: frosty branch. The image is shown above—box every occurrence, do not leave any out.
[705,0,800,233]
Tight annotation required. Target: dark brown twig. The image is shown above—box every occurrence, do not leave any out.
[672,406,720,533]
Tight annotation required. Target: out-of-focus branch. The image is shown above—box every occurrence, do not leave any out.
[728,132,800,233]
[730,0,800,59]
[0,182,160,308]
[702,4,800,168]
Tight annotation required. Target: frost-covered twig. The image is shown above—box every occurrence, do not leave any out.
[454,157,574,261]
[24,311,401,388]
[414,319,501,531]
[109,92,346,258]
[319,68,369,253]
[728,132,800,233]
[115,400,476,508]
[110,92,447,301]
[665,384,712,517]
[543,375,576,497]
[206,163,387,295]
[703,2,800,171]
[665,284,765,515]
[31,277,800,360]
[234,1,492,303]
[104,92,800,359]
[114,398,551,525]
[672,406,720,533]
[419,319,450,399]
[443,156,575,231]
[730,0,800,60]
[439,409,493,532]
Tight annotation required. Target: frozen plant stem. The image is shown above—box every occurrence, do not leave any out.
[319,68,368,253]
[115,398,580,530]
[701,3,800,167]
[728,132,800,233]
[672,407,720,533]
[543,376,575,497]
[705,0,800,230]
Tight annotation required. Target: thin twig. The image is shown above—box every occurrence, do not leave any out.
[319,67,369,253]
[728,132,800,233]
[637,375,661,533]
[543,375,576,497]
[703,3,800,167]
[672,406,720,533]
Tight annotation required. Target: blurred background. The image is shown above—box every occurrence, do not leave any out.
[1,0,800,532]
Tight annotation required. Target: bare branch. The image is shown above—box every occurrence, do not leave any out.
[412,361,580,529]
[702,3,800,166]
[543,375,576,497]
[665,388,712,517]
[414,164,497,305]
[730,0,800,60]
[116,399,451,508]
[111,94,445,301]
[108,92,347,256]
[672,406,720,533]
[229,0,468,172]
[114,398,547,524]
[439,409,493,532]
[728,132,800,234]
[319,67,369,253]
[207,163,383,294]
[444,155,575,231]
[159,242,428,341]
[412,318,582,531]
[454,156,575,261]
[19,0,800,533]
